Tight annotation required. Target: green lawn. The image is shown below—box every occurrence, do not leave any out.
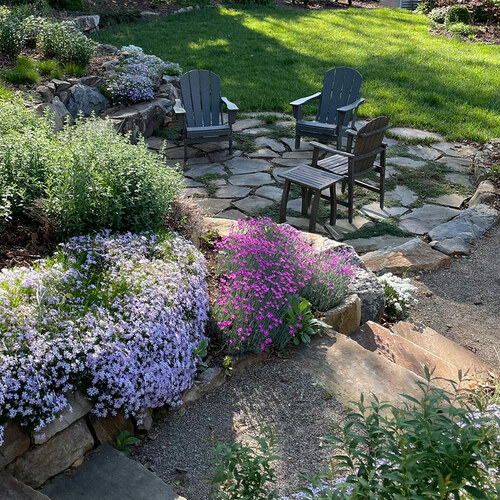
[93,6,500,142]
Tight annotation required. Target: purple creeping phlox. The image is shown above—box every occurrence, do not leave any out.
[0,231,208,445]
[213,218,356,355]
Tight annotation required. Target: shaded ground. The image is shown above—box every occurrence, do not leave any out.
[132,358,344,499]
[409,223,500,369]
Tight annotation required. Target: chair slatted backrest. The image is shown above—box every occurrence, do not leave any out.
[316,67,363,126]
[352,116,390,174]
[180,69,222,128]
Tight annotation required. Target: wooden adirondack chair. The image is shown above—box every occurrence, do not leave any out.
[174,69,239,163]
[310,116,390,223]
[290,67,364,150]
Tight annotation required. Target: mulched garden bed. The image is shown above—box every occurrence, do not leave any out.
[431,24,500,44]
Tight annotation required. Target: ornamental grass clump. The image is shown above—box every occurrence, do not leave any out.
[0,231,208,445]
[213,219,356,355]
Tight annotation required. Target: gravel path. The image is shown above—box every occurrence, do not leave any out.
[409,223,500,369]
[133,358,344,499]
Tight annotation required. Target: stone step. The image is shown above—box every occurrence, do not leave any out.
[40,444,185,500]
[391,321,492,375]
[291,331,425,407]
[0,472,50,499]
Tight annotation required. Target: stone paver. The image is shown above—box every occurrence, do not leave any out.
[184,163,225,179]
[348,235,414,254]
[359,203,408,219]
[232,195,274,215]
[272,158,306,168]
[164,146,198,159]
[389,127,443,141]
[325,216,374,240]
[255,185,284,201]
[214,186,251,199]
[215,209,247,220]
[399,204,461,235]
[387,156,426,169]
[225,157,271,175]
[232,118,264,132]
[445,172,472,187]
[193,141,229,153]
[282,151,314,159]
[287,198,304,212]
[437,156,471,172]
[431,141,465,157]
[286,216,326,234]
[208,150,242,163]
[184,178,204,188]
[385,186,418,206]
[272,166,290,183]
[406,145,441,161]
[146,136,176,150]
[240,127,272,135]
[186,156,212,166]
[181,187,207,198]
[255,137,286,153]
[228,172,274,187]
[248,148,280,159]
[428,193,466,209]
[281,137,314,151]
[196,198,232,215]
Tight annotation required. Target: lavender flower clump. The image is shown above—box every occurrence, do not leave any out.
[0,231,208,445]
[105,45,182,103]
[213,218,356,354]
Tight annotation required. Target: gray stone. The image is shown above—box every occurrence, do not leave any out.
[232,196,274,214]
[387,156,426,169]
[281,138,313,151]
[431,141,465,157]
[77,76,103,88]
[240,127,272,136]
[275,120,295,128]
[232,118,264,132]
[469,180,497,206]
[282,151,314,159]
[141,11,160,17]
[183,367,225,405]
[399,205,461,235]
[194,141,229,153]
[196,198,232,215]
[184,178,204,188]
[57,90,69,104]
[348,235,414,254]
[437,156,471,172]
[32,391,91,445]
[286,216,326,234]
[428,193,466,209]
[66,84,107,118]
[35,97,72,132]
[348,267,385,324]
[325,217,374,240]
[225,158,271,175]
[146,136,168,150]
[433,237,471,256]
[445,172,472,187]
[108,98,172,140]
[385,186,418,206]
[214,186,251,199]
[186,156,214,166]
[36,85,54,103]
[164,146,198,160]
[40,444,185,500]
[271,158,306,168]
[287,198,304,212]
[255,137,286,153]
[184,164,225,179]
[181,187,207,197]
[51,79,71,92]
[389,127,443,141]
[248,148,279,159]
[323,294,361,335]
[228,172,273,187]
[272,166,291,183]
[7,419,94,489]
[255,185,284,201]
[88,413,134,446]
[208,149,242,163]
[359,203,408,219]
[407,145,441,160]
[72,15,100,32]
[215,209,247,221]
[0,422,30,469]
[0,472,50,499]
[385,165,398,177]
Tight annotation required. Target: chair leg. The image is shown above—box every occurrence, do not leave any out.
[279,180,291,224]
[301,187,308,215]
[229,135,233,155]
[309,190,321,233]
[380,170,385,209]
[183,140,188,166]
[348,181,354,224]
[341,179,346,194]
[295,131,301,150]
[330,185,337,226]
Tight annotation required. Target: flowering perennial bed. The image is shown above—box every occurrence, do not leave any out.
[213,219,356,354]
[0,231,208,445]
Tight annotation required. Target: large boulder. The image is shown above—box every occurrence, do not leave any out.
[0,422,30,469]
[66,84,108,118]
[35,97,73,132]
[72,15,100,32]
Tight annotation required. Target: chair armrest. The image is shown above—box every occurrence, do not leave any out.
[309,141,354,158]
[337,97,365,114]
[290,91,321,108]
[221,96,239,112]
[174,99,186,115]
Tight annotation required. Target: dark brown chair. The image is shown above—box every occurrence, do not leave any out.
[310,116,390,223]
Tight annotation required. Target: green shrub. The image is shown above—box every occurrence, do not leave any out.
[0,11,25,56]
[22,15,51,48]
[448,22,478,37]
[2,56,40,85]
[37,20,96,66]
[36,59,63,79]
[428,6,449,23]
[47,0,85,10]
[63,62,86,76]
[446,4,471,24]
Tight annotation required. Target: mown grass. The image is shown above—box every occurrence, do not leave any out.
[93,6,500,142]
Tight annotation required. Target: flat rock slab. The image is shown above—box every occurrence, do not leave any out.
[271,157,306,168]
[399,204,461,235]
[347,235,414,254]
[184,164,225,179]
[325,216,373,240]
[389,127,443,142]
[232,195,274,215]
[196,198,232,215]
[428,193,466,209]
[247,148,280,159]
[286,216,326,234]
[240,127,272,135]
[181,187,207,198]
[164,147,198,160]
[0,472,49,499]
[431,141,465,157]
[272,166,291,183]
[41,444,185,500]
[232,118,264,132]
[145,136,176,150]
[359,203,408,219]
[255,136,286,153]
[428,204,498,255]
[361,238,452,274]
[281,137,313,151]
[214,209,247,221]
[228,172,274,187]
[208,149,242,163]
[184,178,204,188]
[282,151,314,159]
[385,186,418,206]
[437,156,471,172]
[287,198,304,212]
[224,158,271,175]
[214,186,251,199]
[193,141,229,153]
[387,156,426,169]
[406,145,441,161]
[255,185,284,201]
[444,172,472,187]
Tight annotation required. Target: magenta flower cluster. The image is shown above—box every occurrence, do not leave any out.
[213,218,356,354]
[0,231,208,444]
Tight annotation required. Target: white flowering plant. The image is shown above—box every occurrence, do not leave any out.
[378,272,418,321]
